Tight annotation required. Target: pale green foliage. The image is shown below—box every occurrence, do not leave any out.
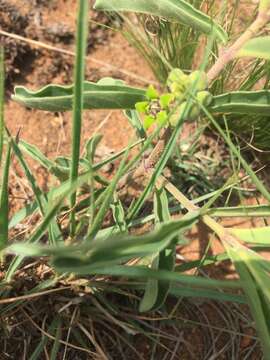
[3,1,270,358]
[94,0,227,43]
[237,36,270,60]
[259,0,270,11]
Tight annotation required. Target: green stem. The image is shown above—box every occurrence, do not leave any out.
[70,0,89,237]
[0,141,11,259]
[0,47,4,166]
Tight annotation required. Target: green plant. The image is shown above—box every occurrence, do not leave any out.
[2,0,270,357]
[110,0,270,150]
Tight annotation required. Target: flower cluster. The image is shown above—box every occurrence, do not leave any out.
[135,68,213,130]
[135,85,174,130]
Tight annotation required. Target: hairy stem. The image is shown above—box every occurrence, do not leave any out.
[207,11,270,83]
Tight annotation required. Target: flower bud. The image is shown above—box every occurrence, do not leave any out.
[196,91,213,106]
[169,102,187,127]
[167,68,186,83]
[167,68,189,93]
[188,71,208,91]
[188,104,201,122]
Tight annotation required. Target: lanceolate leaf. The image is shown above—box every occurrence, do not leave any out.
[94,0,228,44]
[140,187,175,312]
[51,263,241,290]
[237,37,270,60]
[170,285,246,304]
[111,195,128,234]
[209,205,270,218]
[9,212,199,269]
[0,143,11,249]
[228,247,270,355]
[0,47,4,166]
[124,110,146,139]
[12,78,146,112]
[15,82,270,117]
[230,226,270,245]
[210,90,270,115]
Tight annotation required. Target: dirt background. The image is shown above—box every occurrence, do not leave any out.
[1,0,157,217]
[2,0,153,154]
[0,0,265,359]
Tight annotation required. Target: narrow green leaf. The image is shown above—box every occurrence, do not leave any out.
[8,201,38,230]
[52,263,241,290]
[140,187,175,312]
[19,140,54,169]
[6,130,63,245]
[176,252,229,272]
[209,205,270,218]
[111,195,127,233]
[5,172,91,281]
[7,165,107,232]
[6,194,66,281]
[12,80,146,112]
[98,279,246,304]
[124,110,146,139]
[202,107,270,203]
[18,140,70,182]
[230,226,270,245]
[9,212,199,269]
[84,134,102,163]
[228,247,270,356]
[0,142,11,250]
[6,129,45,214]
[0,47,4,166]
[94,0,228,43]
[210,90,270,115]
[69,0,89,236]
[237,37,270,60]
[170,285,246,304]
[49,318,62,360]
[85,146,129,240]
[29,317,60,360]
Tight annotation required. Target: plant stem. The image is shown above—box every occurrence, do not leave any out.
[70,0,89,237]
[157,175,243,249]
[128,8,270,187]
[118,6,270,248]
[123,9,270,189]
[207,11,270,83]
[117,127,172,190]
[0,47,4,166]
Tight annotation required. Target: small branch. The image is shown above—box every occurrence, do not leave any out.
[207,11,270,83]
[157,175,243,249]
[142,127,173,171]
[117,127,172,190]
[118,8,270,195]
